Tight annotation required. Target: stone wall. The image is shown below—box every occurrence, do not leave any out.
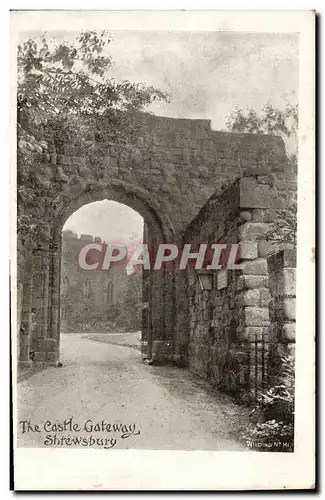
[60,230,130,332]
[182,173,296,400]
[267,250,296,367]
[17,112,293,367]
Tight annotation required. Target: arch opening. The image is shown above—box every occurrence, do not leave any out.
[59,200,145,360]
[45,181,176,365]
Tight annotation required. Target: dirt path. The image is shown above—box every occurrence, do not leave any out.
[17,333,249,451]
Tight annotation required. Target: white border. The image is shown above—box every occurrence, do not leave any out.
[8,8,315,492]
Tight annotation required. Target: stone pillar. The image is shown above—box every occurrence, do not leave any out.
[141,267,150,357]
[267,249,296,360]
[48,234,62,364]
[146,227,173,364]
[16,239,25,364]
[173,267,189,365]
[237,252,271,397]
[29,245,57,364]
[19,253,33,367]
[236,174,276,396]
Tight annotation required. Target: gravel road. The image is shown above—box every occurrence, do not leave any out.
[17,333,249,451]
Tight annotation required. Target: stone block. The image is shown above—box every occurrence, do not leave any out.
[237,276,244,291]
[257,175,274,186]
[151,340,173,364]
[239,222,270,242]
[197,166,210,178]
[251,209,274,223]
[239,327,263,341]
[243,166,271,176]
[243,275,268,289]
[287,343,296,357]
[20,334,30,346]
[284,298,296,321]
[243,289,260,306]
[149,168,161,176]
[283,268,296,296]
[282,323,295,341]
[34,352,46,362]
[239,211,252,222]
[258,240,278,258]
[46,352,58,363]
[240,242,258,260]
[242,259,268,275]
[260,288,272,307]
[270,194,286,209]
[245,307,269,326]
[240,177,272,209]
[19,345,29,361]
[262,326,270,340]
[44,338,57,352]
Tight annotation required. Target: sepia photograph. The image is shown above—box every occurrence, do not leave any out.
[11,9,315,490]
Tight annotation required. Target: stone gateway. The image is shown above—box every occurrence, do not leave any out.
[17,112,296,399]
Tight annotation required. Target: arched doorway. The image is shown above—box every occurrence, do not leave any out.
[60,199,144,356]
[22,179,176,366]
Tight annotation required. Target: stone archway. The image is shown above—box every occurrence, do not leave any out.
[17,113,289,368]
[20,179,177,366]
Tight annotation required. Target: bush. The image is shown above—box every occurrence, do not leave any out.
[242,355,295,452]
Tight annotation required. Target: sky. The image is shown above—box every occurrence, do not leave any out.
[33,30,299,242]
[63,200,143,244]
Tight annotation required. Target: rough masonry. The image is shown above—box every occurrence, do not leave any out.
[17,112,296,396]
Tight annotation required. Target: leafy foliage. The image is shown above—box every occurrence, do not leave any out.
[226,103,298,159]
[242,356,295,452]
[261,204,297,248]
[17,31,169,244]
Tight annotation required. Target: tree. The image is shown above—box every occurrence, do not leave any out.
[226,103,298,252]
[226,103,298,250]
[17,31,169,244]
[226,103,298,160]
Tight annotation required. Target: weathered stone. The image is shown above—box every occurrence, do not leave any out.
[282,323,295,341]
[19,111,291,399]
[243,275,268,289]
[257,175,274,186]
[287,343,296,357]
[270,195,286,209]
[283,268,296,296]
[243,289,260,306]
[238,222,270,242]
[46,352,57,363]
[240,178,272,209]
[240,242,258,260]
[251,209,274,223]
[34,352,46,362]
[240,327,263,341]
[19,345,29,361]
[20,334,30,346]
[149,168,161,176]
[239,211,252,222]
[258,240,278,258]
[44,338,57,352]
[242,259,268,275]
[244,307,269,325]
[284,298,296,321]
[197,166,210,178]
[260,288,272,307]
[243,166,271,176]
